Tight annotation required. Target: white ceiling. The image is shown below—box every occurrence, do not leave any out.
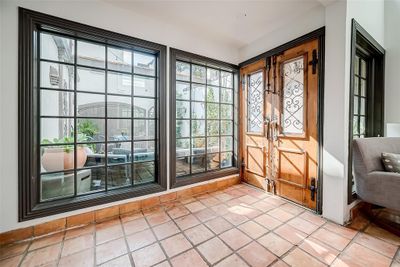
[105,0,326,49]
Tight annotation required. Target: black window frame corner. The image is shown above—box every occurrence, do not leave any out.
[347,19,385,204]
[18,7,167,221]
[169,48,240,189]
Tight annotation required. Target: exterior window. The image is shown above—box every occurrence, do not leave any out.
[19,8,166,220]
[352,55,368,139]
[170,49,239,188]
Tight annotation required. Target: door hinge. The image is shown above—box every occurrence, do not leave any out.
[308,49,318,75]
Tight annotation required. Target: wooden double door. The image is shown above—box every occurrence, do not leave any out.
[240,39,319,210]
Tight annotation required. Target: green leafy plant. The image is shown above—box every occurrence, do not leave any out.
[77,120,99,140]
[41,134,89,153]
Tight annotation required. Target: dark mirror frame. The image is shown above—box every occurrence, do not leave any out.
[18,8,167,221]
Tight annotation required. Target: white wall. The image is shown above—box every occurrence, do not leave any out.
[384,0,400,126]
[238,5,326,62]
[0,0,239,233]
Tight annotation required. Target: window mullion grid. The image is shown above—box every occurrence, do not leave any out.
[205,68,208,173]
[37,31,42,202]
[189,64,193,175]
[218,71,222,170]
[104,46,109,192]
[154,54,159,183]
[131,52,135,187]
[73,38,78,197]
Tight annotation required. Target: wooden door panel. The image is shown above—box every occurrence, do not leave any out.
[246,145,265,177]
[240,38,319,210]
[277,149,306,187]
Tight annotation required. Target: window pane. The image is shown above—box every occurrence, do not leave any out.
[109,143,132,164]
[134,76,155,97]
[354,56,360,74]
[354,77,359,95]
[176,101,190,119]
[133,141,155,162]
[85,143,106,167]
[207,86,219,102]
[192,138,205,155]
[176,157,190,177]
[207,68,219,86]
[134,119,155,140]
[77,119,105,142]
[134,98,155,118]
[40,33,75,63]
[108,164,131,189]
[77,41,105,68]
[207,120,219,136]
[354,96,359,115]
[108,47,132,73]
[247,71,263,133]
[107,119,131,141]
[360,98,366,116]
[192,102,206,119]
[41,118,74,144]
[176,81,190,100]
[40,145,75,172]
[221,88,233,104]
[360,79,367,97]
[207,103,219,119]
[176,120,190,138]
[108,72,132,95]
[176,61,190,81]
[108,95,132,117]
[134,161,155,184]
[192,155,206,173]
[40,62,74,90]
[78,167,106,194]
[191,120,205,137]
[134,52,156,76]
[192,65,206,84]
[40,90,74,117]
[77,67,105,93]
[192,84,206,101]
[221,71,233,88]
[360,116,366,135]
[207,153,220,170]
[221,136,233,151]
[360,59,367,78]
[353,116,359,136]
[207,137,219,153]
[221,152,233,168]
[40,171,75,201]
[221,104,233,119]
[77,93,105,117]
[176,138,190,157]
[221,120,233,135]
[282,57,304,135]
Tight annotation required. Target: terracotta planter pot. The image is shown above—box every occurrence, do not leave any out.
[42,146,87,172]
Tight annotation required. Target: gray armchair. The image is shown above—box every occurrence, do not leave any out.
[352,137,400,211]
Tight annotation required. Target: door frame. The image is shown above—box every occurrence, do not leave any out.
[239,27,325,214]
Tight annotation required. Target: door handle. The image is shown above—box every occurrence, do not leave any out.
[309,177,317,201]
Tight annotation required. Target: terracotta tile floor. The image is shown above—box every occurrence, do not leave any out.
[1,183,400,267]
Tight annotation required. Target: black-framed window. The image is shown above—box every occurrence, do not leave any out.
[19,8,167,220]
[170,49,239,188]
[352,54,369,139]
[348,19,385,203]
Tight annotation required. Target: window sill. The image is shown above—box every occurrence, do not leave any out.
[22,182,166,221]
[171,167,239,188]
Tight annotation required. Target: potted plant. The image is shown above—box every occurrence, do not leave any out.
[41,134,88,172]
